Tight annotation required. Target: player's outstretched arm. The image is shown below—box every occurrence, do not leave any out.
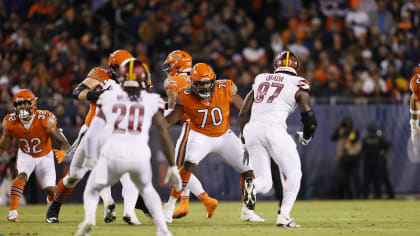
[72,77,101,102]
[238,90,254,135]
[164,104,184,129]
[165,88,178,110]
[231,94,244,113]
[153,111,182,190]
[49,126,70,151]
[296,90,317,145]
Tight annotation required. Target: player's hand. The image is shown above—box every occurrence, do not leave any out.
[164,166,182,191]
[242,144,249,166]
[53,149,66,164]
[297,131,312,145]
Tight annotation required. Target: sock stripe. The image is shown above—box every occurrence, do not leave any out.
[10,193,22,198]
[11,188,24,195]
[12,185,24,191]
[11,189,23,195]
[198,192,207,200]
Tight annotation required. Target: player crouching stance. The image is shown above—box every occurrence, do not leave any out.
[239,51,317,227]
[1,89,70,221]
[163,63,263,222]
[76,60,181,236]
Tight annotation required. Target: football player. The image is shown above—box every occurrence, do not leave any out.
[162,63,263,223]
[76,59,181,236]
[1,89,70,221]
[161,50,217,220]
[410,72,420,153]
[239,51,317,227]
[46,50,141,224]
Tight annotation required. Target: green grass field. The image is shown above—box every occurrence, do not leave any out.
[1,200,420,236]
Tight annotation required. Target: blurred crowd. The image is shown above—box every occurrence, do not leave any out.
[1,0,420,125]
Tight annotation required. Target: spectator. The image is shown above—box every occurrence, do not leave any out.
[369,0,394,35]
[345,0,369,38]
[361,123,395,199]
[331,118,362,199]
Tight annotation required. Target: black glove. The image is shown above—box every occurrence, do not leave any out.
[86,87,110,102]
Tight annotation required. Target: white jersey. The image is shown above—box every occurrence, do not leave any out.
[249,72,310,127]
[97,88,164,159]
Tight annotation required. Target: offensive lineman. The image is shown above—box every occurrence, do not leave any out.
[239,51,317,227]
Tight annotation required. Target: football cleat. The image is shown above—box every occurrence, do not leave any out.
[8,210,18,222]
[76,220,95,236]
[240,205,264,222]
[202,195,218,218]
[123,211,141,225]
[104,203,116,223]
[173,198,189,219]
[162,201,175,223]
[276,212,301,228]
[46,201,62,224]
[244,177,256,210]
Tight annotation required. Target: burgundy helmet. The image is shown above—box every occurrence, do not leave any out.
[273,51,299,75]
[118,59,150,89]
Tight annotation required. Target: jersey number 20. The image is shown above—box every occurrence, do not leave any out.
[112,104,144,135]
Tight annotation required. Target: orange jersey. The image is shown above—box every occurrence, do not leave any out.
[164,74,191,123]
[177,80,237,137]
[84,67,112,127]
[3,110,57,157]
[410,74,420,100]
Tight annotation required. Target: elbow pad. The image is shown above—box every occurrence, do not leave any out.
[301,110,317,140]
[72,83,89,99]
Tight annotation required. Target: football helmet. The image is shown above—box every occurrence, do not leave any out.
[163,50,192,77]
[119,59,150,89]
[13,89,37,120]
[190,63,216,100]
[108,50,135,80]
[273,51,299,75]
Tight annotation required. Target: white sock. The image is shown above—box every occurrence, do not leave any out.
[120,174,139,215]
[181,188,190,199]
[168,196,177,205]
[280,171,301,218]
[99,187,114,206]
[187,174,205,197]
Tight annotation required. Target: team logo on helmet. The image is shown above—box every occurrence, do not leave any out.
[273,51,299,75]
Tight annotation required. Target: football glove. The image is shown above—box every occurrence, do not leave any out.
[53,149,66,164]
[297,131,312,145]
[164,166,182,191]
[242,144,250,166]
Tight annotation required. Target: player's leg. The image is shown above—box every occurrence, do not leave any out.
[129,159,172,236]
[266,127,301,227]
[120,173,140,225]
[47,134,90,222]
[77,157,121,236]
[34,151,56,204]
[163,129,211,222]
[8,150,34,221]
[216,129,263,222]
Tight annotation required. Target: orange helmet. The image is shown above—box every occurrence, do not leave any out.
[108,49,134,80]
[13,89,37,120]
[163,50,192,77]
[190,63,216,99]
[273,51,299,75]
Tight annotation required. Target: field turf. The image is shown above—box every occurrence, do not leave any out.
[1,200,420,236]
